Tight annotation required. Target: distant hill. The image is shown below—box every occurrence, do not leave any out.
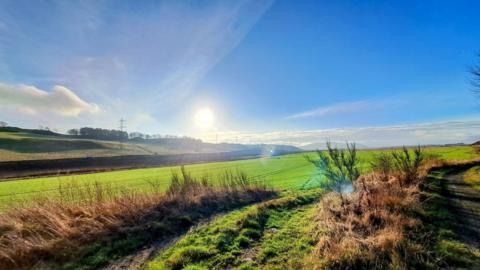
[0,126,301,161]
[300,142,369,151]
[134,137,300,155]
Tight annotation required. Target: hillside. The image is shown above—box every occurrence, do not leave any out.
[0,127,300,161]
[300,142,370,151]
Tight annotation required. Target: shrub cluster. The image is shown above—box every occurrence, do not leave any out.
[306,146,434,269]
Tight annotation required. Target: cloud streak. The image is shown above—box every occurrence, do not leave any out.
[286,99,393,119]
[0,0,274,125]
[0,83,100,116]
[200,120,480,147]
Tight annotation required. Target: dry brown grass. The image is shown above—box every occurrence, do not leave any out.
[306,174,424,269]
[0,167,275,270]
[305,149,468,269]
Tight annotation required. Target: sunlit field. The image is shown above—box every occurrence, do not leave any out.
[0,146,476,207]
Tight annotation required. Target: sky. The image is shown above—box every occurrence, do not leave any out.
[0,0,480,147]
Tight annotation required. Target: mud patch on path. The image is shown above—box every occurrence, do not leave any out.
[440,169,480,248]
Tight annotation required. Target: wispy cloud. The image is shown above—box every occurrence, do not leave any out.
[0,1,274,131]
[200,120,480,147]
[286,99,393,119]
[155,1,274,104]
[0,83,100,116]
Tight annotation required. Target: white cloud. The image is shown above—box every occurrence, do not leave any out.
[0,83,100,116]
[199,120,480,147]
[47,0,274,113]
[286,99,394,119]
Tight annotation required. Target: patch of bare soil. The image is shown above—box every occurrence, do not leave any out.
[101,237,180,270]
[100,213,225,270]
[441,169,480,248]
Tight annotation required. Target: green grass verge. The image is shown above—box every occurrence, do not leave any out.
[145,190,322,270]
[464,165,480,190]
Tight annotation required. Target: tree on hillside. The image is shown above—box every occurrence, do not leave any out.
[78,127,128,141]
[471,53,480,95]
[67,129,79,136]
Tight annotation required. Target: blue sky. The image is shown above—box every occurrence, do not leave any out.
[0,0,480,146]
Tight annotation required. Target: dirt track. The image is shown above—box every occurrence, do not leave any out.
[440,168,480,248]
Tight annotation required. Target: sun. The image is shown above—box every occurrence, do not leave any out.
[194,107,214,129]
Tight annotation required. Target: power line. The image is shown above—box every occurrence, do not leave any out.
[118,118,126,150]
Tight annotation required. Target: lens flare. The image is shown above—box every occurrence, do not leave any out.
[194,107,214,129]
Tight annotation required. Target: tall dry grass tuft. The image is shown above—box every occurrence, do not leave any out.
[0,167,275,270]
[306,146,435,269]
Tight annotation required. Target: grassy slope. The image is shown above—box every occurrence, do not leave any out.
[0,170,277,270]
[0,146,476,206]
[0,131,158,161]
[0,129,296,161]
[145,190,321,270]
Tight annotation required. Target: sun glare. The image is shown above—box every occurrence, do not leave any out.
[194,107,214,129]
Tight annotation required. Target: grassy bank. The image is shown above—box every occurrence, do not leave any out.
[0,130,152,161]
[145,190,322,270]
[464,165,480,190]
[0,168,275,270]
[300,147,480,269]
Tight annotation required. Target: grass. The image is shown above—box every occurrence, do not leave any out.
[145,190,322,270]
[464,165,480,190]
[0,168,275,270]
[302,147,479,269]
[305,172,426,269]
[253,204,318,269]
[0,144,476,269]
[0,146,476,207]
[0,131,155,161]
[0,130,187,161]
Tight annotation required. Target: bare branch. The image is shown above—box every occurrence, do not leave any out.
[470,53,480,95]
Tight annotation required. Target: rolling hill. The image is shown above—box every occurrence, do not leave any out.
[0,127,301,161]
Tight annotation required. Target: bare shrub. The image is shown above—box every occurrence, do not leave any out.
[306,171,426,269]
[370,152,394,182]
[471,52,480,95]
[391,146,424,187]
[306,142,360,206]
[306,146,435,269]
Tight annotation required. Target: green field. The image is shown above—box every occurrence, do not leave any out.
[0,146,476,207]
